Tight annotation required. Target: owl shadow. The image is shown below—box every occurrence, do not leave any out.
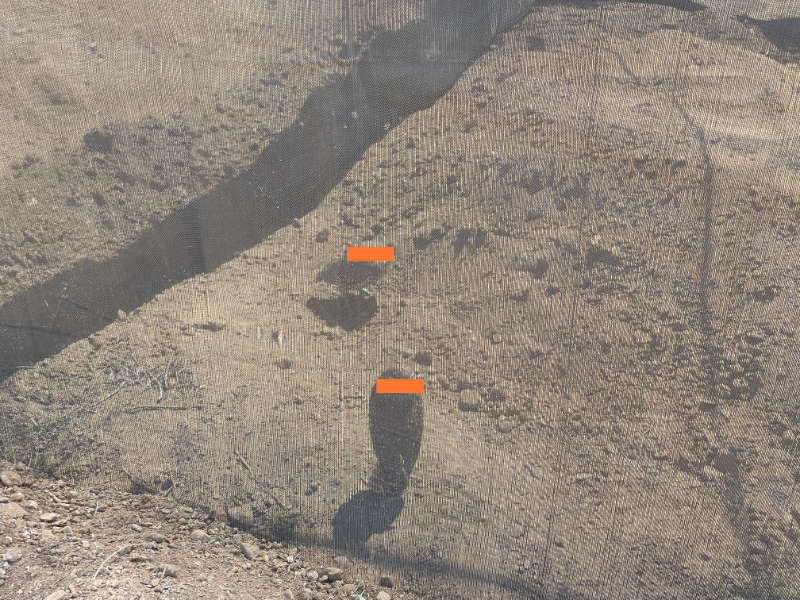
[332,490,405,553]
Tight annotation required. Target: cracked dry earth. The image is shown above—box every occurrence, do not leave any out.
[0,462,416,600]
[2,1,800,600]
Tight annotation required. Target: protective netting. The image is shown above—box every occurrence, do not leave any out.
[1,0,800,598]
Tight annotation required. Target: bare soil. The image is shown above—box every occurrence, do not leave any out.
[2,1,800,599]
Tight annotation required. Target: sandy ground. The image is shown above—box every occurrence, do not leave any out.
[2,1,800,599]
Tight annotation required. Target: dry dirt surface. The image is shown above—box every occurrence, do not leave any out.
[0,461,416,599]
[2,1,800,599]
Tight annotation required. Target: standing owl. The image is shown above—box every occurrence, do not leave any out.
[368,368,424,495]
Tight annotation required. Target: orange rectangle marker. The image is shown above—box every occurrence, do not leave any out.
[347,246,395,262]
[376,378,424,394]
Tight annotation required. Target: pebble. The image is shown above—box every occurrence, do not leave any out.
[376,591,392,600]
[0,503,26,519]
[1,536,12,546]
[282,591,294,600]
[159,563,180,577]
[22,499,38,510]
[458,389,482,412]
[322,567,343,581]
[145,532,166,543]
[414,351,433,366]
[4,550,21,563]
[0,470,21,487]
[9,492,23,502]
[131,524,143,532]
[305,569,319,581]
[0,567,5,580]
[44,591,69,600]
[497,418,516,433]
[240,542,260,560]
[0,497,7,503]
[190,528,211,541]
[39,512,59,523]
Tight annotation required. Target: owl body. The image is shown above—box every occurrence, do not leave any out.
[368,369,424,495]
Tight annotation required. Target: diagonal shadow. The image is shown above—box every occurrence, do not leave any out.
[0,1,536,380]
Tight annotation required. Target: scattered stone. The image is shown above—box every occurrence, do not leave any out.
[190,528,211,542]
[458,389,482,412]
[414,350,433,366]
[44,591,69,600]
[497,418,516,433]
[379,574,394,587]
[0,568,5,580]
[487,385,509,403]
[9,492,23,502]
[322,566,343,582]
[240,542,260,560]
[0,503,26,519]
[4,550,21,563]
[306,569,319,581]
[490,332,503,344]
[158,563,180,578]
[1,536,12,546]
[376,591,392,600]
[0,470,21,487]
[39,512,59,523]
[131,524,143,532]
[315,229,330,243]
[22,499,38,510]
[0,497,7,503]
[145,532,166,543]
[282,591,294,600]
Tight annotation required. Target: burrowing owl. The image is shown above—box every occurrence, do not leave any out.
[368,368,424,495]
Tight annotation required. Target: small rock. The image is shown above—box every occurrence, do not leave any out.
[379,574,393,587]
[497,418,516,433]
[131,524,143,532]
[22,499,38,510]
[282,591,294,600]
[306,569,319,581]
[9,492,23,502]
[414,350,433,366]
[1,536,12,545]
[0,503,26,519]
[240,542,260,560]
[0,470,21,487]
[0,568,5,580]
[490,332,503,344]
[315,229,330,243]
[341,584,357,594]
[145,532,166,543]
[458,389,482,412]
[158,563,179,578]
[376,591,392,600]
[44,591,69,600]
[4,550,22,563]
[322,566,343,581]
[0,497,7,503]
[39,512,59,523]
[190,529,211,542]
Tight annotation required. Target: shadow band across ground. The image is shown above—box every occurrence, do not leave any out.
[0,1,536,380]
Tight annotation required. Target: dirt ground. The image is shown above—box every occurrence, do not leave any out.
[2,1,800,599]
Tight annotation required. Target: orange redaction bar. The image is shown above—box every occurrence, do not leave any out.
[346,246,395,262]
[376,379,424,394]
